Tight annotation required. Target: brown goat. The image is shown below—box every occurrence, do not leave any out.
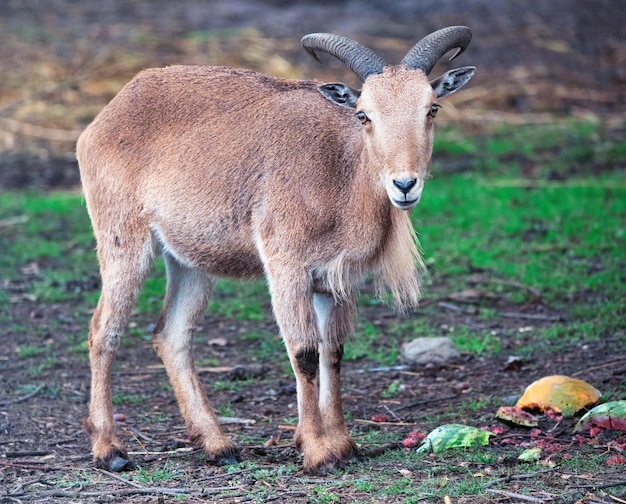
[76,27,475,473]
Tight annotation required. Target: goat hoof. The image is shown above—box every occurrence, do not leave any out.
[99,454,135,472]
[216,454,241,466]
[216,447,242,466]
[210,445,242,466]
[110,455,135,472]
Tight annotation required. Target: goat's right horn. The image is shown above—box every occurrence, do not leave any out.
[301,33,387,83]
[401,26,473,76]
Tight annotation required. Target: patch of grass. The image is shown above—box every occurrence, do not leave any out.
[417,172,624,294]
[68,338,89,356]
[417,123,625,349]
[54,469,93,489]
[28,357,58,377]
[142,409,170,424]
[213,377,257,392]
[435,119,625,179]
[381,379,405,399]
[134,461,182,484]
[0,191,95,272]
[310,486,343,503]
[239,330,284,360]
[345,322,399,365]
[208,279,269,321]
[219,402,236,417]
[448,327,502,356]
[16,383,43,396]
[196,357,221,367]
[112,393,146,405]
[16,344,50,358]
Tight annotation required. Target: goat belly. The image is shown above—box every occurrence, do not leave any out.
[151,224,264,279]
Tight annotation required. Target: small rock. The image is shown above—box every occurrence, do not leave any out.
[208,337,228,347]
[401,337,460,365]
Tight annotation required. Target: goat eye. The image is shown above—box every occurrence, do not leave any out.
[356,111,370,125]
[427,104,440,118]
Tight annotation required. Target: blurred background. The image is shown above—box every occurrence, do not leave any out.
[0,0,624,189]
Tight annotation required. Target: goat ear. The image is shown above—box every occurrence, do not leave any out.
[317,82,360,108]
[430,66,476,98]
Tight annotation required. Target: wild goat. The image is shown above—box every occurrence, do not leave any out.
[76,26,475,473]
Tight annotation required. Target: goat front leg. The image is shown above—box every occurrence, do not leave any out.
[315,293,357,462]
[267,269,352,472]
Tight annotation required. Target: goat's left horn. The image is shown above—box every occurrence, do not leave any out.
[400,26,472,75]
[301,33,387,83]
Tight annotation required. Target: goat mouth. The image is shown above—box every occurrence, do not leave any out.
[392,198,419,210]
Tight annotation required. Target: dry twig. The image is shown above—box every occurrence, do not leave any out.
[499,311,564,322]
[486,488,552,503]
[571,357,626,377]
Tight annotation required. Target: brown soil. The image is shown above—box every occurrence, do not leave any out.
[1,289,624,502]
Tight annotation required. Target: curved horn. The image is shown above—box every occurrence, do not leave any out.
[301,33,387,83]
[400,26,472,75]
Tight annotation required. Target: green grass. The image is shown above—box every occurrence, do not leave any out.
[133,460,185,484]
[112,393,146,405]
[416,173,624,295]
[420,119,626,349]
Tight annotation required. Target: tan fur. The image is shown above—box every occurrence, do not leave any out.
[77,62,441,473]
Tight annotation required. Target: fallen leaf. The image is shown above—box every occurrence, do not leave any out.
[518,447,542,462]
[516,375,601,417]
[573,400,626,433]
[264,434,280,447]
[416,424,494,454]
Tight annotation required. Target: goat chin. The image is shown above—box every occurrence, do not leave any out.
[77,27,474,474]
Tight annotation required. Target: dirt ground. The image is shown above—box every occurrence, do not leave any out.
[0,1,625,502]
[0,290,624,502]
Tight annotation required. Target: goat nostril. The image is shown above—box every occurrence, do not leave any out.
[392,178,417,195]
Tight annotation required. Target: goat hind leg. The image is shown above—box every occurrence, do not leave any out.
[153,252,239,465]
[85,237,154,471]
